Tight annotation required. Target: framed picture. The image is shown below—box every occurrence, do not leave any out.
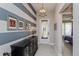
[54,23,57,31]
[8,17,17,29]
[18,20,24,29]
[25,23,28,30]
[28,23,31,30]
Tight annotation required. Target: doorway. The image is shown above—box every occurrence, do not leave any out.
[62,21,73,56]
[39,19,50,44]
[61,3,73,56]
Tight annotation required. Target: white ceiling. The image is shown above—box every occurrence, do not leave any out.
[31,3,57,13]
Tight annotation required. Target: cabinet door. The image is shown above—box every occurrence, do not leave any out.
[24,46,30,56]
[29,42,33,56]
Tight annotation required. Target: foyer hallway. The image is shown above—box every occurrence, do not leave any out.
[0,3,74,56]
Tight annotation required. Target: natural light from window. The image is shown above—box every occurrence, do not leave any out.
[62,22,72,36]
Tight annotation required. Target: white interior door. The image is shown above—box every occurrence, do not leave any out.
[39,19,50,44]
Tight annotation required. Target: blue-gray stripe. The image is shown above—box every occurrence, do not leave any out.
[14,3,36,21]
[0,32,30,45]
[27,3,36,15]
[0,7,36,26]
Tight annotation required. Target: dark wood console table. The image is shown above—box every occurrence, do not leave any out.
[11,36,38,56]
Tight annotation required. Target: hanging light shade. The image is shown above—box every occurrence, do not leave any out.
[39,4,47,17]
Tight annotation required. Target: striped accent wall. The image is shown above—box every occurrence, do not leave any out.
[27,3,36,15]
[14,3,36,21]
[0,3,37,45]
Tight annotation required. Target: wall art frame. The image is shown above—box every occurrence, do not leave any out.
[8,17,17,30]
[18,20,24,29]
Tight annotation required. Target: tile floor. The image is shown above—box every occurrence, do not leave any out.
[35,44,57,56]
[35,44,72,56]
[62,42,73,56]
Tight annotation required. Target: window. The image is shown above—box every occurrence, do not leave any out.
[62,22,72,36]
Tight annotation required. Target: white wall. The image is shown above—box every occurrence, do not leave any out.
[54,3,65,55]
[0,20,7,32]
[49,12,55,45]
[73,3,79,56]
[37,11,54,45]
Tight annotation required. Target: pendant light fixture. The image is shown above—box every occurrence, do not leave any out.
[39,4,47,17]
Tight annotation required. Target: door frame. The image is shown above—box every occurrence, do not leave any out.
[60,3,73,56]
[39,19,50,44]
